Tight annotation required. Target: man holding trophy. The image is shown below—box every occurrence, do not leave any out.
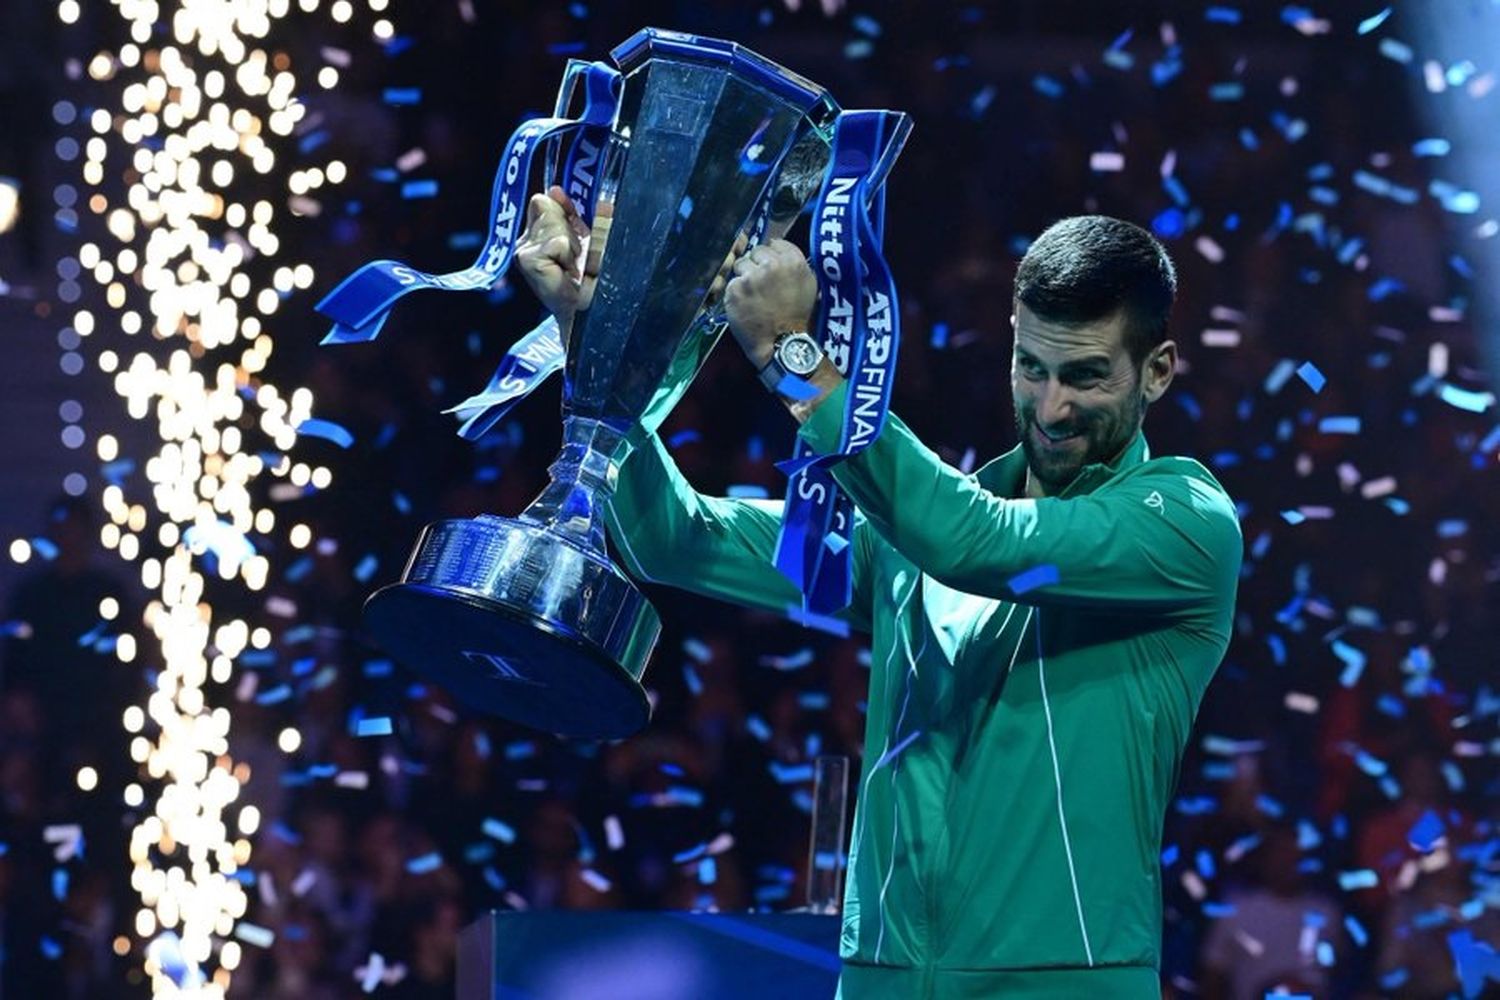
[321,28,1241,1000]
[518,191,1242,998]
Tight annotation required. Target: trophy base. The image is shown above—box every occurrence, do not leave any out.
[363,517,658,739]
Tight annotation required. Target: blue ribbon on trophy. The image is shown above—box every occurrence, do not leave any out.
[773,109,910,616]
[315,60,622,346]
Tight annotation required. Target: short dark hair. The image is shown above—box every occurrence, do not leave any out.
[1013,215,1177,365]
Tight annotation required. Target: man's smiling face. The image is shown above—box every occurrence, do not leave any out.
[1011,303,1153,497]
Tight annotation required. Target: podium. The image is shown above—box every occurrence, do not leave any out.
[457,911,842,999]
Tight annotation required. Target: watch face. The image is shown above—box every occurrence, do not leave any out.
[780,335,822,375]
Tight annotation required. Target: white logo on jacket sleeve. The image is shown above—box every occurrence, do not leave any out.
[1144,490,1165,514]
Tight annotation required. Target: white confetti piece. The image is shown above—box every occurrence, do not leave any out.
[1285,692,1320,714]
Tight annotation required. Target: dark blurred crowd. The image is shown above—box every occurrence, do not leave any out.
[2,2,1498,998]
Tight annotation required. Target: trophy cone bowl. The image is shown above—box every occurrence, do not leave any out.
[363,516,658,739]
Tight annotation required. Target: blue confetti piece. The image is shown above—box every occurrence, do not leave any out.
[665,786,703,807]
[298,130,330,154]
[482,818,516,844]
[1337,868,1378,890]
[769,762,814,785]
[1345,914,1369,947]
[930,322,949,349]
[31,537,60,561]
[1161,844,1180,866]
[354,554,378,583]
[727,484,769,499]
[546,41,586,55]
[1202,902,1237,918]
[1152,55,1183,87]
[52,868,68,901]
[1032,75,1064,98]
[1295,361,1326,393]
[1176,796,1218,816]
[1196,849,1217,879]
[666,429,701,449]
[1162,175,1191,207]
[295,418,354,449]
[1353,748,1387,777]
[1413,137,1451,157]
[401,179,438,200]
[746,715,771,742]
[406,852,442,874]
[1008,564,1059,595]
[255,684,293,706]
[1334,640,1367,686]
[1318,415,1361,434]
[1437,519,1469,538]
[1435,186,1481,214]
[356,716,392,737]
[1152,207,1187,239]
[1266,359,1302,395]
[1379,968,1410,990]
[1208,82,1244,101]
[382,87,421,105]
[823,533,850,556]
[1448,929,1500,998]
[1281,510,1307,525]
[101,458,136,485]
[1408,809,1445,852]
[1255,794,1284,818]
[41,936,62,960]
[1438,384,1494,413]
[1205,6,1242,23]
[505,741,536,761]
[785,604,850,637]
[683,663,703,697]
[1378,38,1413,63]
[1357,7,1392,34]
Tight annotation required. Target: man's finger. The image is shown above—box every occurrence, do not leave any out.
[549,184,590,239]
[526,192,556,229]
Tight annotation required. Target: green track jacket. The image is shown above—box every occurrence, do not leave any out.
[605,382,1243,998]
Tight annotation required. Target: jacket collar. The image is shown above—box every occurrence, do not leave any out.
[976,427,1151,500]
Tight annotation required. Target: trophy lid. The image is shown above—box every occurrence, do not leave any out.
[611,27,837,126]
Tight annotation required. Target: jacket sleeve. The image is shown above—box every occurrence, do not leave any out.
[799,383,1242,615]
[603,425,876,633]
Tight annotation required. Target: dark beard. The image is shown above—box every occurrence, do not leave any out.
[1014,392,1144,495]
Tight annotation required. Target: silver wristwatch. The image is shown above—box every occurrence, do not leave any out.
[758,331,825,394]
